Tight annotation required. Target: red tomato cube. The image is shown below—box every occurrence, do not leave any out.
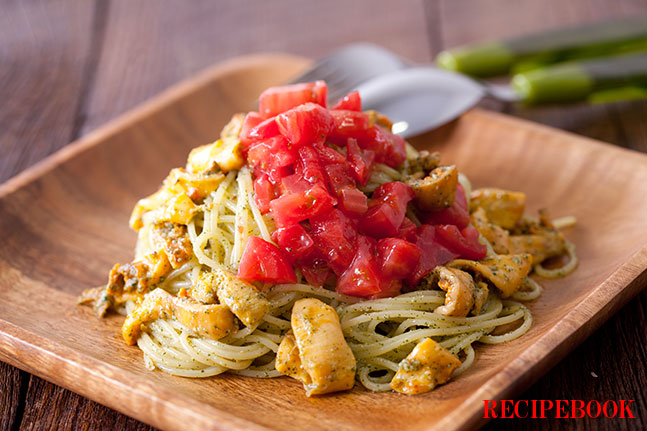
[331,91,362,111]
[276,103,335,148]
[270,184,336,229]
[237,236,296,285]
[258,81,327,118]
[336,235,382,297]
[310,208,357,275]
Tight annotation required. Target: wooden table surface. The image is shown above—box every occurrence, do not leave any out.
[1,1,646,430]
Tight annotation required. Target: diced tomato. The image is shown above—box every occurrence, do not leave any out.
[275,223,315,261]
[241,117,279,147]
[408,225,459,286]
[339,186,368,217]
[237,236,296,284]
[280,173,310,195]
[313,142,346,165]
[258,81,327,118]
[435,225,487,260]
[298,257,331,287]
[324,163,354,195]
[240,112,264,147]
[310,208,357,275]
[276,103,334,148]
[420,183,470,229]
[270,184,336,229]
[371,279,403,299]
[336,235,381,297]
[247,136,294,169]
[295,145,327,187]
[329,110,371,142]
[360,126,406,167]
[377,238,421,280]
[346,138,374,186]
[247,136,296,184]
[332,91,362,111]
[397,217,418,242]
[360,181,415,238]
[253,173,276,213]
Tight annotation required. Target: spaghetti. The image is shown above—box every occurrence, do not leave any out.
[81,80,578,397]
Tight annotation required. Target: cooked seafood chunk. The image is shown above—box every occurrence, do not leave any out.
[275,298,356,396]
[129,168,223,230]
[470,207,511,254]
[449,253,532,297]
[122,288,236,345]
[187,137,244,174]
[433,266,488,317]
[275,331,310,384]
[150,222,193,268]
[509,231,566,264]
[407,150,441,175]
[159,194,198,225]
[192,268,270,330]
[408,165,458,211]
[470,188,526,229]
[390,338,461,395]
[220,113,245,139]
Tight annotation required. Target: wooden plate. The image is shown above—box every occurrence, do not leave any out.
[0,54,646,431]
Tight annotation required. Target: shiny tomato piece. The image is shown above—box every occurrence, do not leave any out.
[253,173,276,213]
[336,235,381,297]
[270,184,336,229]
[276,103,334,148]
[360,182,415,238]
[310,208,357,275]
[397,217,418,242]
[436,225,487,260]
[377,238,421,280]
[329,110,371,140]
[332,91,362,111]
[360,126,406,167]
[324,163,354,194]
[240,112,264,147]
[346,138,374,186]
[298,257,331,287]
[420,183,470,229]
[295,145,327,187]
[237,236,296,284]
[280,173,310,195]
[339,186,368,217]
[247,136,294,170]
[360,203,400,238]
[242,117,279,147]
[408,225,459,286]
[258,81,327,118]
[275,223,315,261]
[313,142,346,165]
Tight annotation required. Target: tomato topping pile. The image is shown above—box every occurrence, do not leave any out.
[237,81,486,297]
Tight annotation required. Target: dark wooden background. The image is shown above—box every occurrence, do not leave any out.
[1,1,646,430]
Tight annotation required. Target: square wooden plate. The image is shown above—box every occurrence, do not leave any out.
[0,54,646,431]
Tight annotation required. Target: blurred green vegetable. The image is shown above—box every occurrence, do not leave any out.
[437,17,647,77]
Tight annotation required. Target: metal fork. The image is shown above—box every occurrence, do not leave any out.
[288,43,518,105]
[288,43,409,103]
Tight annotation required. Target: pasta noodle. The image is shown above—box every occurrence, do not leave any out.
[80,86,578,396]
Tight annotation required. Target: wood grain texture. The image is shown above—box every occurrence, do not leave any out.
[0,54,646,431]
[0,0,99,183]
[1,0,646,430]
[81,0,432,135]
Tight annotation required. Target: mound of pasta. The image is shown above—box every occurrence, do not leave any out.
[80,81,577,396]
